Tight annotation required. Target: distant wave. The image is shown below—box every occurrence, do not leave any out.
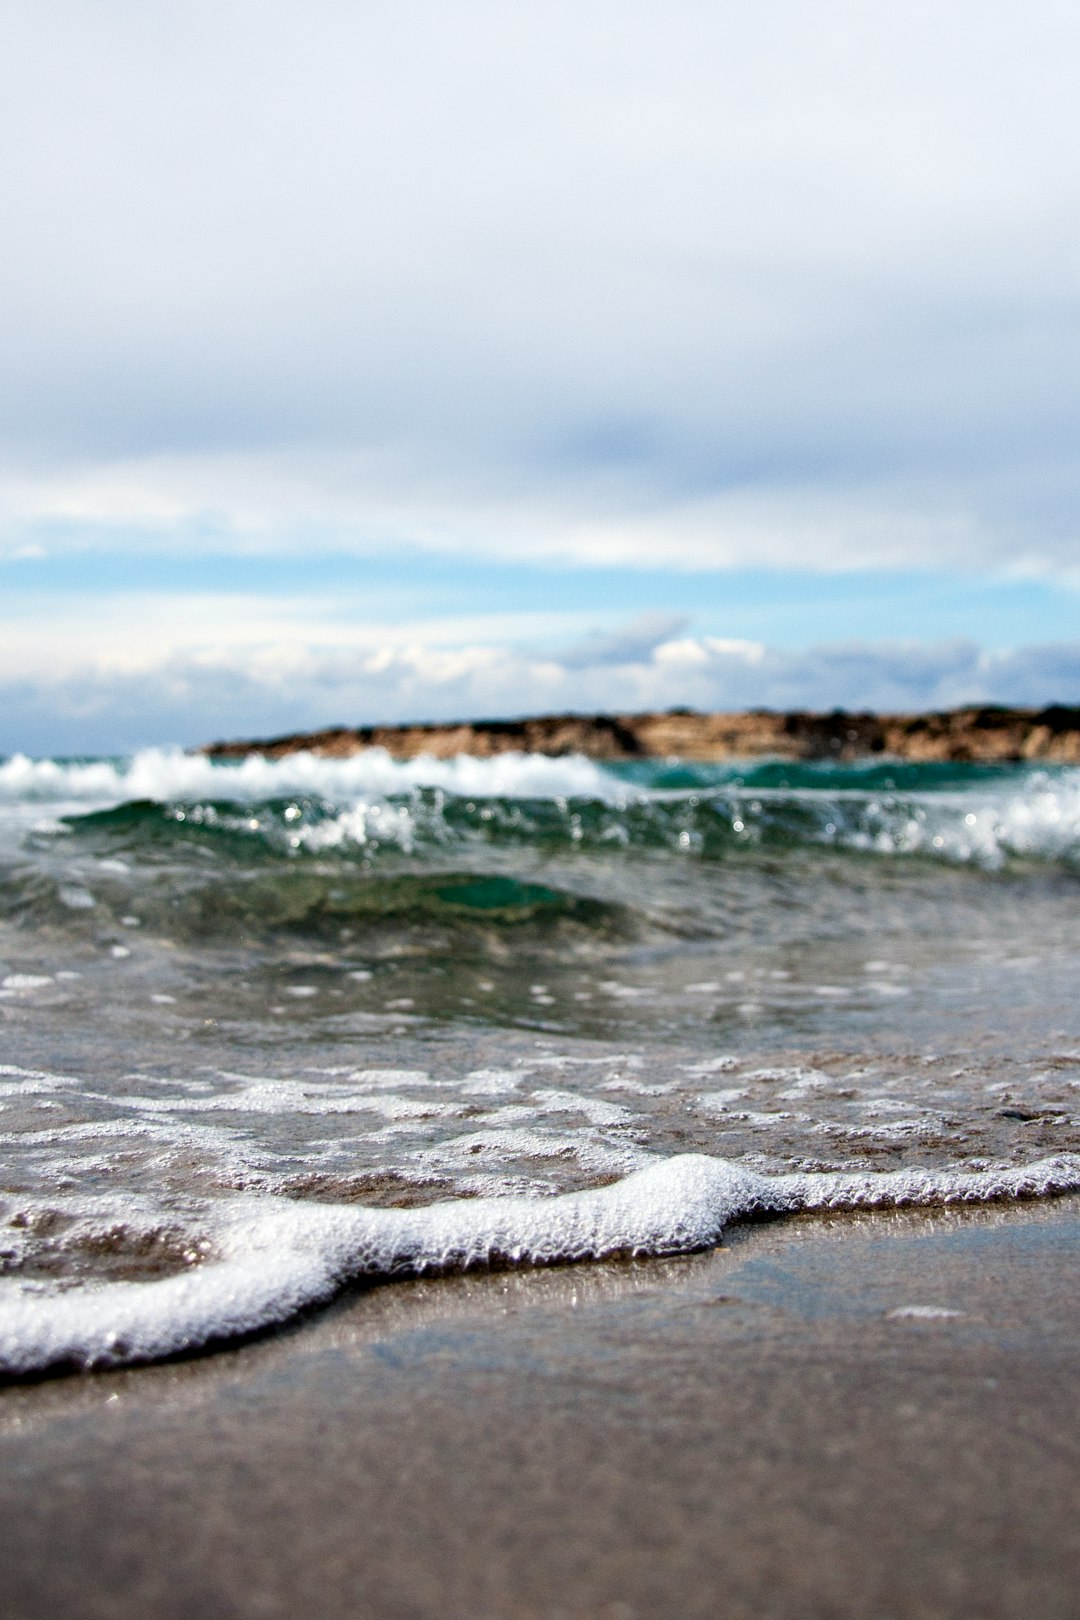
[0,747,622,807]
[2,748,1079,870]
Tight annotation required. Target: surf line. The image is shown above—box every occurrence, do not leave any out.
[3,1153,1078,1376]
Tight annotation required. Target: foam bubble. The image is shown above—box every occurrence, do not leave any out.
[2,1152,1077,1376]
[887,1305,964,1320]
[835,772,1080,868]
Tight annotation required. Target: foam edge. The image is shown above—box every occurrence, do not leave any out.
[2,1153,1078,1376]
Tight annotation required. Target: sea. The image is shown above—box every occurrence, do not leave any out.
[2,745,1079,1374]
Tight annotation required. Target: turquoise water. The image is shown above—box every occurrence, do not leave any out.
[0,748,1078,1371]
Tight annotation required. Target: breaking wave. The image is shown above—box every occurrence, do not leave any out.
[2,747,1077,871]
[0,746,618,807]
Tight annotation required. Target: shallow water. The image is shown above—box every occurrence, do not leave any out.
[1,747,1078,1370]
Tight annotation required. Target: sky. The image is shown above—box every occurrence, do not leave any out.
[2,0,1079,754]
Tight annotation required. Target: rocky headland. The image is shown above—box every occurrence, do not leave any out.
[202,704,1080,763]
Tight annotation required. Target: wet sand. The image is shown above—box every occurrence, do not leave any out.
[3,1198,1079,1620]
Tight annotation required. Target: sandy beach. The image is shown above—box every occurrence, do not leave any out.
[3,737,1079,1618]
[4,1195,1078,1620]
[6,5,1080,1616]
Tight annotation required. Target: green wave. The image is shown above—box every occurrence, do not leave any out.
[0,859,637,947]
[51,770,1080,873]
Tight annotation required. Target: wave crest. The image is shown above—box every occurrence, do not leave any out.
[0,747,621,806]
[3,748,1080,870]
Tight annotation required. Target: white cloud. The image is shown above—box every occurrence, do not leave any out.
[4,628,1077,756]
[558,612,690,668]
[1,3,1079,574]
[0,592,598,681]
[0,448,1057,577]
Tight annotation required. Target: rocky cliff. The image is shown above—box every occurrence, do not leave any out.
[202,705,1080,764]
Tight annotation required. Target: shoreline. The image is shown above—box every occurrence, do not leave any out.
[201,702,1080,764]
[4,1196,1079,1619]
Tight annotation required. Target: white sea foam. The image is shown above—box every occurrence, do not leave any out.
[2,1152,1077,1376]
[833,773,1080,868]
[0,746,623,809]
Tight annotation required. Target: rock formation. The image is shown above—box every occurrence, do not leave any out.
[202,705,1080,764]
